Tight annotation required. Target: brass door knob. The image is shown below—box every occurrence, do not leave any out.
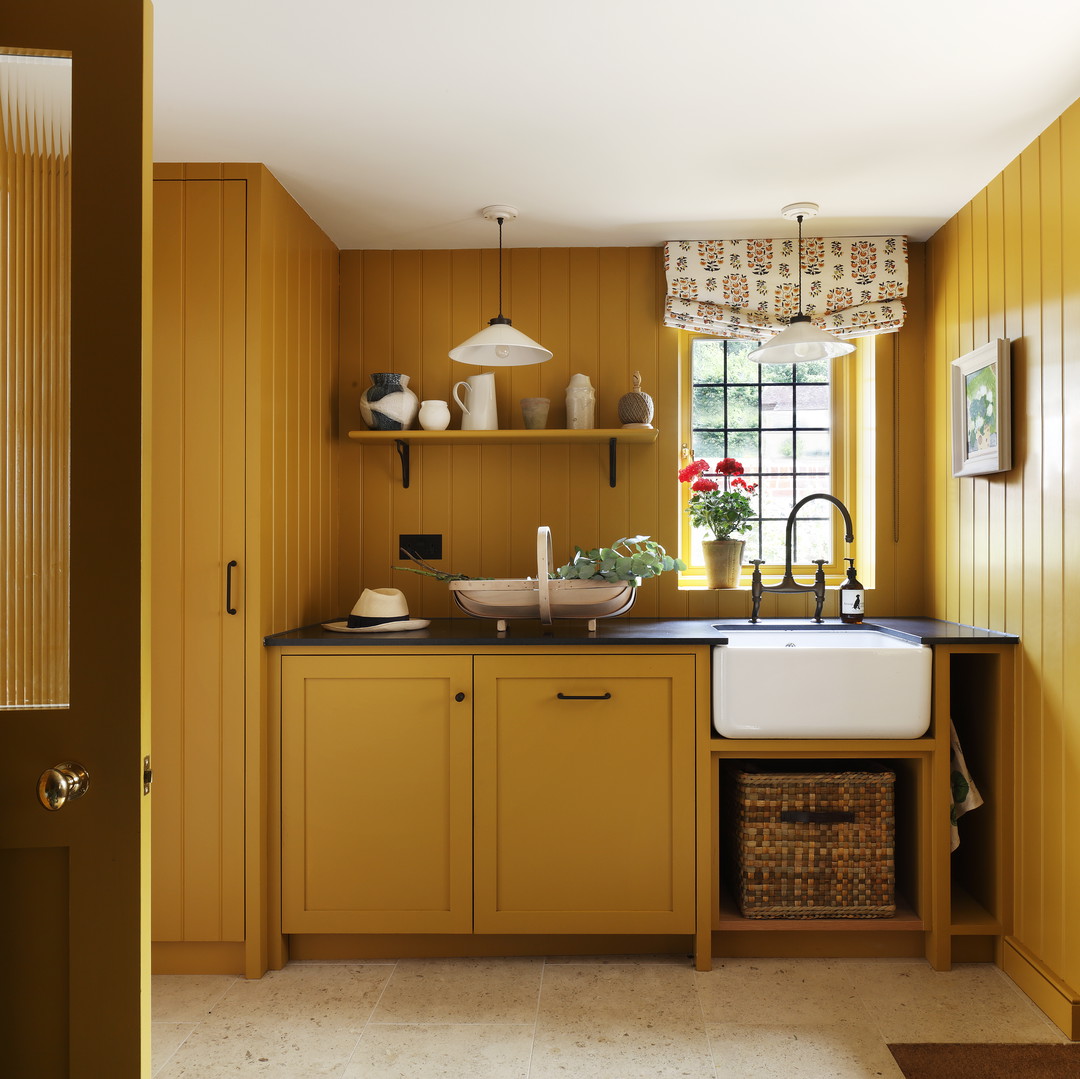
[37,761,90,811]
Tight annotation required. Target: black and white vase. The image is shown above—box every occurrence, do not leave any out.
[359,372,419,431]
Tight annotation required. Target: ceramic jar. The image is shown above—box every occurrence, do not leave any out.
[359,372,419,431]
[565,373,596,429]
[702,539,745,588]
[418,399,451,431]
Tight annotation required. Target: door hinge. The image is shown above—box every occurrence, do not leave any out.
[143,755,153,795]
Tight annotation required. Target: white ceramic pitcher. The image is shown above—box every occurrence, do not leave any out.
[452,371,498,430]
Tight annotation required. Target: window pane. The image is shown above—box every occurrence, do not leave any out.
[796,430,831,459]
[795,385,830,426]
[760,362,794,384]
[726,342,761,383]
[761,385,793,428]
[793,517,832,563]
[794,360,830,383]
[692,385,726,428]
[693,430,727,461]
[726,385,759,428]
[692,338,727,381]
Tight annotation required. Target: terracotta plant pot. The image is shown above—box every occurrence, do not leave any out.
[702,538,745,589]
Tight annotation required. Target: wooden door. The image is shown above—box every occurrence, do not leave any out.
[280,654,473,933]
[474,653,697,934]
[151,178,247,950]
[0,3,151,1076]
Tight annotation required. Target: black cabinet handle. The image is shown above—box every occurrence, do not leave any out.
[556,692,612,701]
[226,560,238,615]
[455,692,466,702]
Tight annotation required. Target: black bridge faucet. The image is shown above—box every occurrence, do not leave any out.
[749,494,855,623]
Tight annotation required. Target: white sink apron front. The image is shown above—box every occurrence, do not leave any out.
[713,630,932,738]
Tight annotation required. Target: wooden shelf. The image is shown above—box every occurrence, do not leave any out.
[347,427,657,446]
[950,886,1001,935]
[347,428,658,489]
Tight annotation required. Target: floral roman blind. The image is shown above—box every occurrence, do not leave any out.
[663,236,908,340]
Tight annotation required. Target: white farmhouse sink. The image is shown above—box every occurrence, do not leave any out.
[713,629,932,738]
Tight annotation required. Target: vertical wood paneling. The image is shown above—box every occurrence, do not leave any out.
[925,97,1080,1004]
[1060,101,1080,979]
[340,243,923,621]
[151,177,246,941]
[1018,139,1046,957]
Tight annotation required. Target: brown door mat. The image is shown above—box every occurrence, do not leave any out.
[888,1042,1080,1078]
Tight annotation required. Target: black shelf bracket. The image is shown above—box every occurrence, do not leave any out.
[389,435,625,489]
[394,439,410,489]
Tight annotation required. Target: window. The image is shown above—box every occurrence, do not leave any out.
[684,335,839,572]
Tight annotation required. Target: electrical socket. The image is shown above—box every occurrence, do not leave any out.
[399,533,442,560]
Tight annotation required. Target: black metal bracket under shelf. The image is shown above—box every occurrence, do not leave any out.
[392,436,623,490]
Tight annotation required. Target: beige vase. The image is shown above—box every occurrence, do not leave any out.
[702,538,745,589]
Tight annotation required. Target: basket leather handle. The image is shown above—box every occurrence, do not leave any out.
[537,526,553,625]
[780,810,856,824]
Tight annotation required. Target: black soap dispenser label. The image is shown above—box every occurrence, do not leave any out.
[840,557,864,623]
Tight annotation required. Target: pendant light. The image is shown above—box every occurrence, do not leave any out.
[448,205,552,366]
[747,202,856,364]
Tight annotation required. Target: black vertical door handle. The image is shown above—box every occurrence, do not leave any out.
[226,560,238,615]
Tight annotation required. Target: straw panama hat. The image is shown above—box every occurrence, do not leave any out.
[322,587,431,633]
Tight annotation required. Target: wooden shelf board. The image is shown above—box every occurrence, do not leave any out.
[348,428,658,446]
[950,886,1001,934]
[716,891,923,932]
[710,739,934,757]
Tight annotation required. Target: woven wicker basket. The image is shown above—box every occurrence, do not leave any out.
[730,766,896,919]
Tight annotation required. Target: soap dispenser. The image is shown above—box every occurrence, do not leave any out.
[839,557,864,623]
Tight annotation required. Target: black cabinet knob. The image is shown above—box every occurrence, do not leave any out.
[455,691,466,702]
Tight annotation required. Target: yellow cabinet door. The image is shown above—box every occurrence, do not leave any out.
[473,654,696,934]
[281,655,473,933]
[151,178,248,944]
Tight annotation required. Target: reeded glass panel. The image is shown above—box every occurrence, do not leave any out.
[687,336,833,566]
[1,55,71,708]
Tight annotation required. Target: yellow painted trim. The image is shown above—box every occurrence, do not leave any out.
[151,942,245,976]
[1003,937,1080,1040]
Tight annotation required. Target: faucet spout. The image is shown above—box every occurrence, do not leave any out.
[782,494,854,580]
[749,494,855,623]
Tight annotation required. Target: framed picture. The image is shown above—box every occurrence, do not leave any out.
[951,339,1012,477]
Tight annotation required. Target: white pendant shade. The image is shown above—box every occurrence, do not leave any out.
[747,317,856,364]
[448,320,553,366]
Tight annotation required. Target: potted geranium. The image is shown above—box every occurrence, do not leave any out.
[679,457,757,588]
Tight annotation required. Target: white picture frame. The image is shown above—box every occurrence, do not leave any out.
[951,339,1012,478]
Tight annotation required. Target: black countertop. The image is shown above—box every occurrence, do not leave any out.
[265,616,1019,648]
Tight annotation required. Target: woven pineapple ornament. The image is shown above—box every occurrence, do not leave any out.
[617,371,654,428]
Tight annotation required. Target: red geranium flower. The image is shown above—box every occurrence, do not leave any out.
[677,458,710,483]
[715,457,744,477]
[731,476,757,493]
[691,477,719,492]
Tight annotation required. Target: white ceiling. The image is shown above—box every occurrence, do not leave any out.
[152,0,1080,250]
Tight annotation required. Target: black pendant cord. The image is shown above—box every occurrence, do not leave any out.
[796,213,804,319]
[497,215,505,320]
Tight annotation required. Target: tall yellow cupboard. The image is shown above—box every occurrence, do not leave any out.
[150,165,340,975]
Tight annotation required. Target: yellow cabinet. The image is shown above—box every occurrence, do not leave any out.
[280,655,473,933]
[473,654,697,934]
[276,648,699,944]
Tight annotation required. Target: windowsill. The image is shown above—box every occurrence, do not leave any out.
[678,571,849,591]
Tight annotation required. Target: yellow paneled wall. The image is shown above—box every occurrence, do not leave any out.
[337,247,927,621]
[925,99,1080,1028]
